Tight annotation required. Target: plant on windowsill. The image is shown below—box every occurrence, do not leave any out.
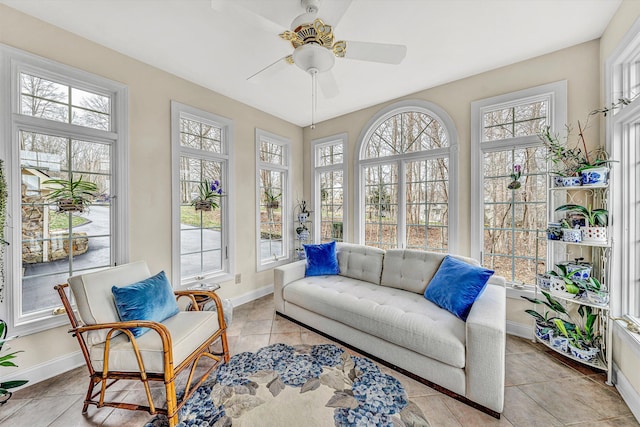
[0,319,28,404]
[42,175,99,213]
[191,180,223,212]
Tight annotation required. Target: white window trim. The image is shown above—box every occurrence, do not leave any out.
[0,44,129,336]
[255,128,291,271]
[606,17,640,320]
[470,80,567,282]
[311,132,348,243]
[170,101,235,287]
[354,100,458,252]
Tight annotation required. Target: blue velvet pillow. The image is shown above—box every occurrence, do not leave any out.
[111,271,180,337]
[303,241,340,276]
[424,255,494,321]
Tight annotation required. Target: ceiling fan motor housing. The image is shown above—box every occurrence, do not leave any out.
[292,43,335,73]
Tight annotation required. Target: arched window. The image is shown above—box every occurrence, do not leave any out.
[355,100,457,251]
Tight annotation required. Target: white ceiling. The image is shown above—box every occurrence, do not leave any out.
[0,0,621,127]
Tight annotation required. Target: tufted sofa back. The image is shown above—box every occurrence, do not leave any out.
[336,243,386,285]
[381,249,480,294]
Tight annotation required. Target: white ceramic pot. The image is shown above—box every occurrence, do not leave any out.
[580,167,609,186]
[581,226,607,243]
[549,331,569,353]
[536,274,552,291]
[586,290,609,305]
[562,176,582,187]
[568,343,599,361]
[550,277,578,299]
[298,213,308,223]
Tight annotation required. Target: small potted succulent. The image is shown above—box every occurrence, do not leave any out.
[191,180,223,211]
[43,175,98,213]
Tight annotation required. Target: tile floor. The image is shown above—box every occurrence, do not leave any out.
[1,295,638,427]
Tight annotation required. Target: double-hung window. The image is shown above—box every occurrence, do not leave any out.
[256,129,290,270]
[312,133,347,243]
[471,81,566,288]
[171,102,234,286]
[607,19,640,322]
[1,45,128,335]
[355,100,458,251]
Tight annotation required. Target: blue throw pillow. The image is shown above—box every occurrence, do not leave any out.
[424,255,494,321]
[112,271,180,337]
[303,241,340,276]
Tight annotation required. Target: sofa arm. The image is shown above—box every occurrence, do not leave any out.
[465,283,506,414]
[274,260,306,312]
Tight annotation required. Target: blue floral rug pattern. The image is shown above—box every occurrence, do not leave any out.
[144,343,429,426]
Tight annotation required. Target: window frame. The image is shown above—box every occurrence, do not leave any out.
[354,100,458,252]
[0,44,129,336]
[470,80,567,292]
[255,128,291,271]
[606,17,640,322]
[170,101,235,287]
[311,133,348,243]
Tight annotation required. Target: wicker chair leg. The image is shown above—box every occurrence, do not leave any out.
[82,377,98,413]
[221,332,230,363]
[166,378,179,427]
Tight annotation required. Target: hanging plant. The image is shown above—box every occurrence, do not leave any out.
[0,160,7,303]
[507,164,522,190]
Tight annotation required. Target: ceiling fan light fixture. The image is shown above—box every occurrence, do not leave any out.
[292,43,335,73]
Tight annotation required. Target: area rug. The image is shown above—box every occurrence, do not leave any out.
[144,343,430,426]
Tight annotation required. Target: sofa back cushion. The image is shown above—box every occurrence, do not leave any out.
[381,249,480,294]
[336,243,385,284]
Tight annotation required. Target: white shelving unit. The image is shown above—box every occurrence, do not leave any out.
[534,178,613,384]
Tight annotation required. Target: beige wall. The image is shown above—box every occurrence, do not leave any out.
[0,4,302,376]
[599,0,640,407]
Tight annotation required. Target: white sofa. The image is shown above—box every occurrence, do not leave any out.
[274,243,506,416]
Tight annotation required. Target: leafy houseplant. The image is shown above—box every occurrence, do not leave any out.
[191,180,223,212]
[43,175,98,213]
[507,164,522,190]
[296,200,311,222]
[555,203,608,243]
[521,291,572,341]
[0,319,28,404]
[265,189,281,210]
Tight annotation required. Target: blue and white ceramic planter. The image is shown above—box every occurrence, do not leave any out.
[586,290,609,305]
[552,176,565,187]
[562,176,582,187]
[549,331,569,353]
[536,274,552,290]
[535,323,552,341]
[562,228,582,243]
[562,262,592,280]
[569,343,599,361]
[580,167,609,186]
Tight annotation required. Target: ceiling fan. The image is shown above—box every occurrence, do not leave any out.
[245,0,406,91]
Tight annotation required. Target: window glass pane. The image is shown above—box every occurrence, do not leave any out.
[482,100,548,142]
[179,153,224,279]
[260,141,285,165]
[364,164,398,249]
[319,170,344,242]
[317,143,343,166]
[259,169,285,260]
[482,146,547,284]
[19,72,111,130]
[20,131,113,315]
[405,158,449,252]
[180,117,223,153]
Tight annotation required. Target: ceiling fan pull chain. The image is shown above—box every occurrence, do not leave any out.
[311,68,317,129]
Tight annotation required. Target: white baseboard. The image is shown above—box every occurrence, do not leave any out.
[1,350,85,390]
[613,362,640,423]
[507,320,532,339]
[229,283,274,307]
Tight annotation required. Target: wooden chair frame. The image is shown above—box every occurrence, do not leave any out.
[55,285,230,427]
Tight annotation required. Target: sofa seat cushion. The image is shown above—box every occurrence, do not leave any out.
[282,276,466,368]
[89,311,220,373]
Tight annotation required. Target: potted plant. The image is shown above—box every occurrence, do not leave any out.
[0,319,28,404]
[295,223,309,241]
[296,200,311,222]
[555,203,608,243]
[264,189,281,210]
[521,291,570,342]
[553,306,601,361]
[559,218,582,243]
[507,164,522,190]
[191,179,223,211]
[43,175,98,213]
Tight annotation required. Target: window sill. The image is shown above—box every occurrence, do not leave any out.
[257,257,291,273]
[613,317,640,351]
[506,284,535,299]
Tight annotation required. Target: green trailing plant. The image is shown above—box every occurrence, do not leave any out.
[190,180,223,210]
[522,291,570,329]
[43,175,98,212]
[0,160,7,303]
[554,204,608,227]
[0,319,28,404]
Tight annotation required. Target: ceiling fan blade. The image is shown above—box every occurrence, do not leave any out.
[342,41,407,65]
[318,70,339,99]
[247,56,291,83]
[322,0,353,28]
[211,0,285,34]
